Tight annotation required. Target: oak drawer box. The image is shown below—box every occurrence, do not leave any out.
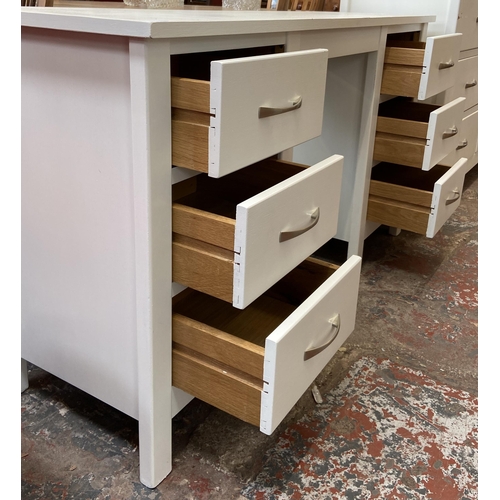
[172,255,362,435]
[173,155,343,309]
[171,48,328,178]
[367,159,468,238]
[373,96,466,170]
[381,34,462,100]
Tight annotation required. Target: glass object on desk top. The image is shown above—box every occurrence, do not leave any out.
[123,0,184,7]
[222,0,260,9]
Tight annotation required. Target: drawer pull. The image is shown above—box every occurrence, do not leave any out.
[304,313,341,361]
[438,61,455,70]
[279,207,319,242]
[465,79,478,89]
[442,126,458,139]
[445,189,461,205]
[258,96,302,119]
[456,139,468,150]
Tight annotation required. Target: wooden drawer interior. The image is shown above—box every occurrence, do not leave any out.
[172,158,308,303]
[381,35,427,98]
[373,97,440,168]
[367,162,450,235]
[170,46,282,173]
[172,257,339,427]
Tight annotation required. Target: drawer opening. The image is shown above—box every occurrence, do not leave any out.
[374,98,442,169]
[172,158,310,302]
[170,46,284,173]
[367,162,451,234]
[381,38,427,98]
[172,257,340,427]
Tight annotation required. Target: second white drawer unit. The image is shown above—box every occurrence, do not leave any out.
[171,48,329,178]
[172,255,362,435]
[173,155,344,309]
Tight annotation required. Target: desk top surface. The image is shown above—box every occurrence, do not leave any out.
[21,6,435,39]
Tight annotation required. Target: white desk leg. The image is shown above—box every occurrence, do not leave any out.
[129,38,173,489]
[21,359,29,393]
[347,28,388,258]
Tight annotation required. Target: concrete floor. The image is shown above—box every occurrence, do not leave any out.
[21,166,478,499]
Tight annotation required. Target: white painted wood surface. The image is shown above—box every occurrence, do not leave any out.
[419,34,462,100]
[423,96,465,171]
[444,55,478,109]
[440,108,478,169]
[21,359,29,393]
[129,38,174,488]
[234,155,344,309]
[20,8,435,39]
[260,255,362,435]
[21,28,140,419]
[210,49,328,178]
[427,157,468,237]
[456,0,478,51]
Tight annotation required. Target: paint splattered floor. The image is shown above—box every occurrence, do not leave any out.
[21,166,478,499]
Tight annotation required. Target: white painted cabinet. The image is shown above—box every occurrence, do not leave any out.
[21,8,435,488]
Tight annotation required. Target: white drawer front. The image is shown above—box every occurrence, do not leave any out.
[210,49,329,178]
[456,0,478,51]
[440,109,478,168]
[423,97,466,171]
[260,255,362,435]
[427,157,468,237]
[455,56,478,109]
[234,154,343,309]
[420,34,462,100]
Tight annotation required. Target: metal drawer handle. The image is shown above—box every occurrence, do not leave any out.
[304,314,341,361]
[279,207,319,242]
[442,126,458,139]
[465,79,478,89]
[258,96,302,119]
[439,61,455,70]
[456,139,468,150]
[445,189,461,205]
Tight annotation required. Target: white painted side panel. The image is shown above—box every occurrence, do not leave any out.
[210,49,328,178]
[419,34,462,100]
[21,29,139,419]
[423,96,465,170]
[427,157,468,237]
[260,255,362,435]
[234,155,343,309]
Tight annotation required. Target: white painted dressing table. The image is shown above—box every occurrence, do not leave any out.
[21,8,441,487]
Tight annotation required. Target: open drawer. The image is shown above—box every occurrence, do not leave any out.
[172,255,362,435]
[373,96,466,170]
[367,158,468,238]
[171,48,328,178]
[173,155,343,309]
[381,34,462,100]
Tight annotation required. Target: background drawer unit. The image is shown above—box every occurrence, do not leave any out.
[173,155,343,309]
[172,255,362,435]
[367,158,468,237]
[381,33,462,100]
[440,107,478,170]
[444,55,478,109]
[374,96,466,170]
[171,48,328,178]
[456,0,478,52]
